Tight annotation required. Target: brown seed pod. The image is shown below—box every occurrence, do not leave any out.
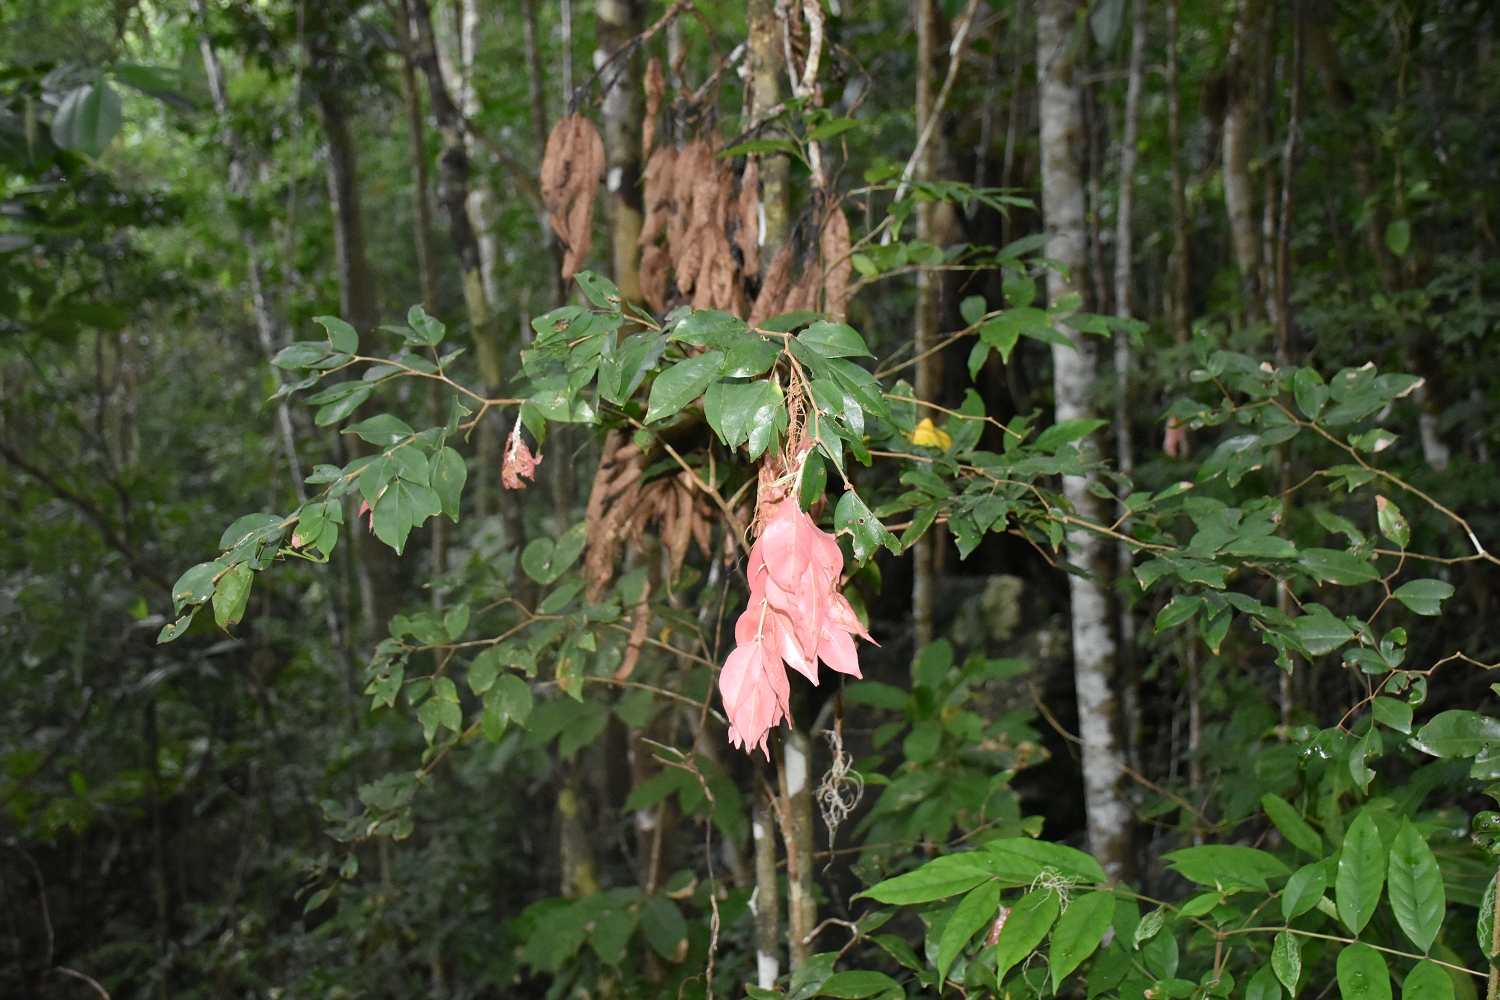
[642,56,666,160]
[540,114,606,281]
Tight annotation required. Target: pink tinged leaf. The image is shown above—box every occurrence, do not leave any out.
[358,499,374,532]
[720,635,790,755]
[827,592,875,644]
[502,431,543,489]
[986,907,1011,946]
[816,623,862,677]
[771,608,818,683]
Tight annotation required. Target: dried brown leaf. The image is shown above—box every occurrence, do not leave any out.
[821,204,852,321]
[643,57,666,160]
[640,243,671,313]
[639,146,678,248]
[735,158,761,279]
[749,242,794,326]
[541,114,606,281]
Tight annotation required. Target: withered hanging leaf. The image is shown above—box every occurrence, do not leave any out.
[783,250,824,315]
[643,57,666,160]
[540,114,606,281]
[822,204,852,321]
[583,430,645,603]
[736,158,761,280]
[640,146,678,249]
[640,244,672,313]
[750,242,795,326]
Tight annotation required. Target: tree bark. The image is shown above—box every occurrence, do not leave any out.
[911,0,939,654]
[458,0,502,313]
[307,4,401,643]
[522,0,566,310]
[1037,0,1133,883]
[405,0,505,393]
[752,791,782,988]
[1113,0,1146,774]
[596,0,646,305]
[1223,0,1264,325]
[1166,0,1190,344]
[777,730,817,970]
[748,0,790,266]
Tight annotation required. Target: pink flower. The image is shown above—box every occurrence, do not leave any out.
[720,491,877,756]
[502,428,542,489]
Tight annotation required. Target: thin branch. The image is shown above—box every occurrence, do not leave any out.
[889,0,984,207]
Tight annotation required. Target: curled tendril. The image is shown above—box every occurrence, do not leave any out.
[815,718,864,862]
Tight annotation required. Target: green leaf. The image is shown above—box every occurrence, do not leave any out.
[1294,368,1328,420]
[1480,875,1495,958]
[313,383,373,426]
[800,450,827,508]
[1337,943,1392,1000]
[1247,963,1282,1000]
[430,447,467,521]
[1392,580,1455,616]
[938,879,1000,986]
[835,490,900,561]
[1388,817,1445,952]
[857,855,994,904]
[1376,496,1410,548]
[1290,607,1356,656]
[1281,862,1328,920]
[1156,595,1204,631]
[51,82,123,157]
[211,563,253,629]
[704,379,782,451]
[1034,418,1107,453]
[723,336,781,377]
[1403,960,1455,1000]
[818,972,900,999]
[1299,548,1380,586]
[1134,907,1166,947]
[172,560,225,613]
[344,414,415,446]
[789,953,839,1000]
[646,351,725,423]
[670,310,745,349]
[573,271,622,310]
[1411,711,1500,758]
[993,888,1060,982]
[799,321,873,358]
[806,117,862,141]
[1272,931,1302,995]
[521,523,588,584]
[960,295,988,326]
[1336,811,1387,934]
[984,838,1108,884]
[314,315,360,353]
[1261,794,1324,856]
[639,895,687,961]
[1004,273,1037,308]
[157,611,195,643]
[1049,889,1116,990]
[1372,697,1414,734]
[979,318,1023,363]
[1162,845,1290,892]
[1386,219,1412,257]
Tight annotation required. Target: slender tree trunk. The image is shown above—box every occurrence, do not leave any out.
[458,0,502,313]
[1166,0,1190,344]
[306,7,401,642]
[405,0,504,392]
[911,0,939,654]
[1223,0,1263,325]
[522,0,565,310]
[777,731,817,970]
[597,0,645,304]
[1113,0,1146,774]
[752,790,781,988]
[749,0,790,266]
[1037,0,1133,883]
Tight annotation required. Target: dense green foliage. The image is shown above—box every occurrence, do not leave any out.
[4,1,1500,1000]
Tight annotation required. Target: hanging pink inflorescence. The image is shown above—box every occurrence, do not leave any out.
[502,424,543,490]
[719,486,875,756]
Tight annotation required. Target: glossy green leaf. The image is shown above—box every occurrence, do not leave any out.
[1281,862,1329,921]
[313,315,360,353]
[645,350,724,423]
[1388,817,1444,951]
[1261,794,1324,856]
[344,414,415,446]
[937,879,999,986]
[799,321,873,358]
[856,855,994,904]
[1049,889,1116,989]
[1162,845,1289,892]
[818,971,900,999]
[521,523,587,584]
[1246,963,1283,1000]
[639,895,687,960]
[430,447,466,521]
[211,563,253,629]
[1336,943,1392,1000]
[1403,960,1455,1000]
[1299,548,1380,586]
[723,336,781,377]
[1336,811,1387,934]
[1392,580,1455,616]
[1411,711,1500,758]
[51,81,123,156]
[1272,931,1302,995]
[835,490,900,561]
[993,888,1060,982]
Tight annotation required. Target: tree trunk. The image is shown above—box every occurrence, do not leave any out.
[777,730,817,970]
[1166,0,1190,344]
[458,0,502,313]
[522,0,566,310]
[1113,0,1146,774]
[405,0,505,393]
[1223,0,1263,324]
[752,790,781,988]
[748,0,790,266]
[307,8,401,643]
[596,0,646,305]
[1037,0,1133,883]
[911,0,939,654]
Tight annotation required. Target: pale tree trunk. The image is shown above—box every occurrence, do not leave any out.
[522,0,566,310]
[776,731,817,970]
[1223,0,1263,324]
[458,0,502,312]
[911,0,939,654]
[1113,0,1146,773]
[1037,0,1133,883]
[406,0,504,393]
[596,0,645,305]
[752,792,781,988]
[749,0,790,267]
[306,6,402,644]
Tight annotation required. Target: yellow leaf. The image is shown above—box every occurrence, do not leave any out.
[906,418,952,450]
